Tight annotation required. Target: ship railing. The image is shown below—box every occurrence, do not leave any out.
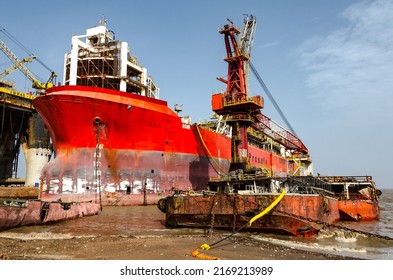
[282,184,336,197]
[208,175,378,200]
[299,186,336,197]
[317,175,373,183]
[223,96,262,107]
[171,189,215,197]
[208,175,337,196]
[209,173,268,182]
[283,176,334,194]
[223,114,254,123]
[335,191,377,201]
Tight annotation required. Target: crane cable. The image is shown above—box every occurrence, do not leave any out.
[249,61,298,137]
[0,26,55,80]
[192,190,286,260]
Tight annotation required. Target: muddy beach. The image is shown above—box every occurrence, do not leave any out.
[0,233,356,260]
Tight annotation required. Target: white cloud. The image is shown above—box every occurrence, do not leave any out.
[256,41,280,50]
[298,0,393,121]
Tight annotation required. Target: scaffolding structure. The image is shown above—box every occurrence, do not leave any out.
[64,22,159,98]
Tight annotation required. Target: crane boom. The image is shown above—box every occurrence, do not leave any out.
[0,40,55,91]
[239,14,256,57]
[0,56,33,79]
[256,114,308,153]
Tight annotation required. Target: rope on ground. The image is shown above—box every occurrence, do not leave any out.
[191,190,286,260]
[191,246,221,260]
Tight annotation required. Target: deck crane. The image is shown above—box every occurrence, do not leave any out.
[212,15,264,172]
[213,15,308,176]
[0,39,56,93]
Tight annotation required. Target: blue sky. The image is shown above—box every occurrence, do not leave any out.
[1,0,392,189]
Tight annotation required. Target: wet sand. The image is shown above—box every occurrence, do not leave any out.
[0,233,357,260]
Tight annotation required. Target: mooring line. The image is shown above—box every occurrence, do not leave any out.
[191,190,286,260]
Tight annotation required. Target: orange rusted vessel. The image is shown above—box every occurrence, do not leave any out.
[324,176,381,221]
[158,175,380,236]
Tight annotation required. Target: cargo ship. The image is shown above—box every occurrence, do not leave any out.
[32,18,312,206]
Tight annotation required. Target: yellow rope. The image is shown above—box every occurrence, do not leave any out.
[248,190,286,226]
[192,190,286,260]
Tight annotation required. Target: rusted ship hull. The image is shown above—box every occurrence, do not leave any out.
[323,176,381,221]
[338,200,379,221]
[159,175,380,236]
[0,199,101,231]
[160,192,340,236]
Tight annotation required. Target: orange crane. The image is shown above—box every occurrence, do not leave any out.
[213,15,308,174]
[212,15,263,172]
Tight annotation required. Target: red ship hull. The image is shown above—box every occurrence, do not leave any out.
[33,85,290,205]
